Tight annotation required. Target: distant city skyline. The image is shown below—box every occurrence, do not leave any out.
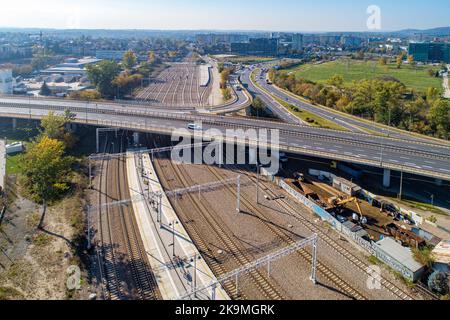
[1,0,450,32]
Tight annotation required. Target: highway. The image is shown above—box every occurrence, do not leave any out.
[243,66,450,146]
[1,97,450,181]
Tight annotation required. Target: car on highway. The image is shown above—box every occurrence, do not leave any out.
[188,123,202,131]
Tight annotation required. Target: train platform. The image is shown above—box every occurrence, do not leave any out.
[126,151,229,300]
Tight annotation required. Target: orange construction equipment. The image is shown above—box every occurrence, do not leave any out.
[328,196,366,223]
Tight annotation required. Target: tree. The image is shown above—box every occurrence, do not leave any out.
[40,111,77,149]
[148,51,156,64]
[327,74,344,88]
[396,53,404,69]
[218,63,225,73]
[112,73,144,97]
[379,57,388,66]
[407,55,415,65]
[426,87,440,103]
[21,136,74,228]
[122,50,137,70]
[252,97,266,117]
[70,89,101,101]
[220,68,232,89]
[86,60,120,98]
[428,271,449,295]
[427,99,450,139]
[222,88,232,101]
[39,81,52,96]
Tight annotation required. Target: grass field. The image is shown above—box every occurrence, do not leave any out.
[284,59,442,93]
[6,153,22,175]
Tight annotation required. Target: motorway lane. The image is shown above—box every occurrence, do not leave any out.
[239,69,304,125]
[1,98,450,158]
[248,67,449,145]
[2,105,450,181]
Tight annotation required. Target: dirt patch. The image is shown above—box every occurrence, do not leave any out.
[0,173,92,300]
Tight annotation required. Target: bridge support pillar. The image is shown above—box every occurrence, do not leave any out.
[12,118,17,131]
[383,169,391,188]
[133,132,140,146]
[249,147,257,165]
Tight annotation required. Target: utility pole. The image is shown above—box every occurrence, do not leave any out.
[169,220,179,257]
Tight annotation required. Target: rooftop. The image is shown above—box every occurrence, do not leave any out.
[432,240,450,265]
[375,237,424,273]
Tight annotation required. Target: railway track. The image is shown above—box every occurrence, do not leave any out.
[98,137,123,300]
[205,161,368,300]
[96,132,161,300]
[216,162,418,300]
[151,136,285,300]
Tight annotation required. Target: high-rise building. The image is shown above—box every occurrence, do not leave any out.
[231,38,279,56]
[408,42,450,63]
[292,33,304,51]
[195,34,249,45]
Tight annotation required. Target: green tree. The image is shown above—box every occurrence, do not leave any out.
[122,50,137,70]
[86,60,121,98]
[39,81,52,96]
[222,88,232,101]
[427,99,450,139]
[426,87,440,103]
[327,74,344,88]
[40,111,77,149]
[251,97,266,117]
[112,73,144,97]
[21,136,74,228]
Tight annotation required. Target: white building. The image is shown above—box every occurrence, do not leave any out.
[0,67,13,94]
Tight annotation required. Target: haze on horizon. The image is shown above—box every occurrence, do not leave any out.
[1,0,449,32]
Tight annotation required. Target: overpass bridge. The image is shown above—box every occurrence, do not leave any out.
[1,96,450,185]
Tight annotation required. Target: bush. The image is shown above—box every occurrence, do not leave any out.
[428,271,450,295]
[412,246,435,268]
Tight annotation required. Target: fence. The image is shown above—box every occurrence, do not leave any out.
[279,179,420,281]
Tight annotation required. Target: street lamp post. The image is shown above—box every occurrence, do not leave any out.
[169,220,179,257]
[380,129,384,165]
[190,254,202,298]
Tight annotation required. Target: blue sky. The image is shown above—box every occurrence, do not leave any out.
[1,0,450,31]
